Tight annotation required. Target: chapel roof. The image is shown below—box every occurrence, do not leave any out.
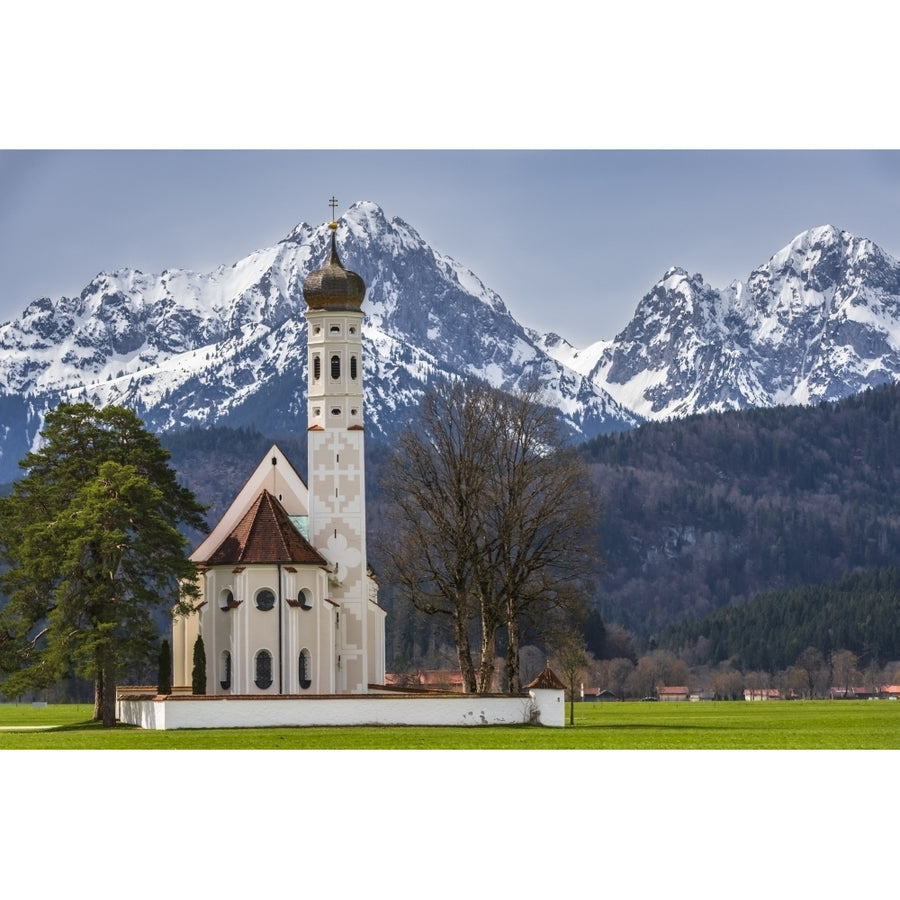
[525,662,566,691]
[202,489,327,567]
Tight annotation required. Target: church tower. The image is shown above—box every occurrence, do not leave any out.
[302,205,372,692]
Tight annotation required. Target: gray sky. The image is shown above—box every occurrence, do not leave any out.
[3,7,899,347]
[2,149,900,346]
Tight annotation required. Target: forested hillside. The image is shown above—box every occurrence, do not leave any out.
[584,383,900,642]
[131,383,900,661]
[658,566,900,671]
[6,384,897,673]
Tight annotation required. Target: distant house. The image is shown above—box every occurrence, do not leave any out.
[690,690,716,702]
[657,685,690,702]
[829,685,882,699]
[744,688,781,701]
[581,685,623,702]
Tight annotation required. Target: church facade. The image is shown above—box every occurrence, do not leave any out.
[171,218,386,695]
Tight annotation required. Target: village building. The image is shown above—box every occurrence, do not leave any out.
[657,685,690,702]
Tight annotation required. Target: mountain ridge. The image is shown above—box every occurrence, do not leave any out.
[0,201,639,482]
[2,205,900,484]
[550,223,900,418]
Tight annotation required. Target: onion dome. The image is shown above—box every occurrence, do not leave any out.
[302,221,366,310]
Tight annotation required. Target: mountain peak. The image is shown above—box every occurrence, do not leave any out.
[2,209,899,485]
[0,201,639,482]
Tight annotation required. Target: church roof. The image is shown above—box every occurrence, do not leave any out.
[202,489,327,567]
[525,663,566,691]
[302,227,366,311]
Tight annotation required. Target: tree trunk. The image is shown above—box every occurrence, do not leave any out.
[506,602,521,693]
[94,647,117,727]
[478,620,496,693]
[453,611,477,693]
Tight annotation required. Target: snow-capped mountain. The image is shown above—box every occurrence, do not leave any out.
[3,209,899,487]
[0,201,639,483]
[546,225,900,420]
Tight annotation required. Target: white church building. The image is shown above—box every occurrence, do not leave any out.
[171,217,386,696]
[119,211,564,728]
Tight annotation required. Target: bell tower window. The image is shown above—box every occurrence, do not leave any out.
[331,355,341,379]
[313,355,321,381]
[350,355,358,380]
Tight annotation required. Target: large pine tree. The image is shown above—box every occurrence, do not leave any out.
[0,403,208,725]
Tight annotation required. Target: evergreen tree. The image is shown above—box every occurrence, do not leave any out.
[0,403,208,725]
[157,639,172,695]
[192,635,206,695]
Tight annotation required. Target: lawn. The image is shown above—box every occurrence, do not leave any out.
[2,698,898,749]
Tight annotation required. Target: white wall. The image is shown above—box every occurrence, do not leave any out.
[117,690,565,730]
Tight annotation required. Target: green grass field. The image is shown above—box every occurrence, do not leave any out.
[2,698,897,749]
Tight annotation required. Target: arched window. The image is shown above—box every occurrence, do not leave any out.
[219,588,234,610]
[350,355,358,380]
[331,355,341,379]
[298,589,313,610]
[220,650,232,690]
[255,650,273,689]
[299,649,312,690]
[256,588,275,611]
[313,355,321,381]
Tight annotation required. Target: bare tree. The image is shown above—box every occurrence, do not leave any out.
[379,377,598,693]
[378,379,495,692]
[607,657,634,700]
[552,630,590,725]
[831,649,861,698]
[795,646,827,699]
[480,384,598,691]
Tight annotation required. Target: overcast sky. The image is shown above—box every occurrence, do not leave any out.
[3,6,899,349]
[3,149,900,347]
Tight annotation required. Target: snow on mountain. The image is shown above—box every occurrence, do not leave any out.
[0,201,639,482]
[571,225,900,420]
[3,208,898,486]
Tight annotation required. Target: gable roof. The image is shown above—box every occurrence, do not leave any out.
[191,444,309,563]
[202,489,327,567]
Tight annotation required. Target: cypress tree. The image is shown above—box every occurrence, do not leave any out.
[157,639,172,695]
[191,635,206,695]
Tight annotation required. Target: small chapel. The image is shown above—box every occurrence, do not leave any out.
[171,214,387,695]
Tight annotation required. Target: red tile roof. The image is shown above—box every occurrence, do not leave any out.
[202,490,327,567]
[525,663,566,691]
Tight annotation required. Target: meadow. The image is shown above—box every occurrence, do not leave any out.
[1,698,897,749]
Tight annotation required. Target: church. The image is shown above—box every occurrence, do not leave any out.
[171,215,387,695]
